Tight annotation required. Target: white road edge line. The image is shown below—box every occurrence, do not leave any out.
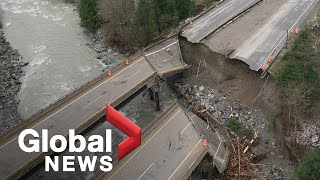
[128,70,141,79]
[196,0,256,42]
[145,40,178,57]
[181,122,191,134]
[232,1,288,57]
[257,0,317,70]
[168,139,202,180]
[0,58,144,149]
[82,95,102,109]
[137,163,154,180]
[214,132,222,159]
[190,0,237,28]
[3,72,158,180]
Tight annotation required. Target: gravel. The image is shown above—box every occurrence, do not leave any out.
[173,82,295,179]
[0,25,24,135]
[174,83,265,132]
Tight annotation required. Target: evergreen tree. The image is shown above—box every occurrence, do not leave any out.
[133,0,159,41]
[175,0,195,19]
[156,0,178,30]
[79,0,101,29]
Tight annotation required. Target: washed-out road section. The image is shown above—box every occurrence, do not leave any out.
[181,0,262,43]
[229,0,320,71]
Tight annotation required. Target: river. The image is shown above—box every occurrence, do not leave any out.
[0,0,124,119]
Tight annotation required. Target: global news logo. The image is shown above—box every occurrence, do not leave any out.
[17,105,141,172]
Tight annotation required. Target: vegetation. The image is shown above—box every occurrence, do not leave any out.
[295,147,320,180]
[227,117,252,137]
[275,27,320,117]
[266,119,275,134]
[133,0,195,43]
[272,13,320,163]
[79,0,101,29]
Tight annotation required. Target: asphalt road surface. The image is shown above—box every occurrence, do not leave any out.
[230,0,320,71]
[103,105,208,180]
[144,36,188,77]
[0,57,157,179]
[181,0,261,43]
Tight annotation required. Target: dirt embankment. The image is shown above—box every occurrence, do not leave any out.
[179,36,280,115]
[0,22,25,135]
[178,36,296,179]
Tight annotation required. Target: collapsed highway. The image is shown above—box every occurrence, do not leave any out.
[0,0,319,179]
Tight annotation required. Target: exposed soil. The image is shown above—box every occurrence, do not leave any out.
[0,21,25,135]
[178,37,295,179]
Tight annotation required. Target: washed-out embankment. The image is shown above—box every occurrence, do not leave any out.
[178,35,280,118]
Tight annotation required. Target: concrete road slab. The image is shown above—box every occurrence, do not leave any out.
[0,57,156,179]
[230,0,320,71]
[181,0,261,43]
[103,105,208,180]
[144,36,188,77]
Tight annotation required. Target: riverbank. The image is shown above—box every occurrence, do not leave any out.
[0,21,25,135]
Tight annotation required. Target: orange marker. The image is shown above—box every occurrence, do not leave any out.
[268,56,273,62]
[189,21,193,27]
[107,70,112,76]
[203,138,208,147]
[262,64,268,71]
[125,58,129,65]
[296,27,299,33]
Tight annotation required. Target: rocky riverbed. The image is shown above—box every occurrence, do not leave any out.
[0,23,26,135]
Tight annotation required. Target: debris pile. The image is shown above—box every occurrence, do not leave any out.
[293,123,320,147]
[172,82,287,179]
[224,136,256,179]
[174,83,265,131]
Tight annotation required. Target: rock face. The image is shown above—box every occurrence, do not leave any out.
[0,28,24,135]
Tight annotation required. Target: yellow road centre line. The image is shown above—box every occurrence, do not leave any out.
[0,58,144,150]
[108,109,182,180]
[3,71,156,179]
[168,139,202,180]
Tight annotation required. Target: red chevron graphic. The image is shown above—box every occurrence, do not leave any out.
[106,104,141,160]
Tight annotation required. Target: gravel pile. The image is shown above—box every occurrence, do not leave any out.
[174,83,267,132]
[174,82,296,179]
[0,28,26,135]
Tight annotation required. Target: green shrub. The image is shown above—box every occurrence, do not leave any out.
[295,147,320,180]
[227,117,252,137]
[275,28,320,114]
